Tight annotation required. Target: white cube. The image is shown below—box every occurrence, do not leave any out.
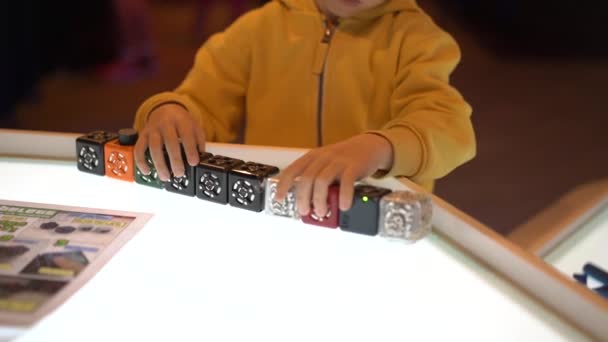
[264,177,300,219]
[379,191,433,243]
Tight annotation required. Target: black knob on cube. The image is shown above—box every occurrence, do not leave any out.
[118,128,138,146]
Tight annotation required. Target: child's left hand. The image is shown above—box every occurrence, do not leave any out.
[275,133,393,218]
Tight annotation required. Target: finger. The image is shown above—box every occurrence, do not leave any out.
[161,125,185,178]
[312,163,344,218]
[295,157,329,216]
[339,167,358,211]
[149,131,170,181]
[275,153,314,202]
[134,133,150,175]
[194,124,207,155]
[177,120,199,166]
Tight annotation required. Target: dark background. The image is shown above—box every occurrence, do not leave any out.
[2,0,607,235]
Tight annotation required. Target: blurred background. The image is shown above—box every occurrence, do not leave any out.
[2,0,607,236]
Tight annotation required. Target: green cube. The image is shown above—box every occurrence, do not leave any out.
[135,150,163,189]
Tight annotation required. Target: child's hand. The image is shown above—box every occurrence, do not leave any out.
[134,103,206,181]
[275,134,393,218]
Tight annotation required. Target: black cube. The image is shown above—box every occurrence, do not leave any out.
[76,131,119,175]
[339,185,391,236]
[164,147,213,197]
[228,162,279,212]
[195,155,244,204]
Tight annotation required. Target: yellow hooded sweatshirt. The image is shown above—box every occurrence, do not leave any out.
[134,0,476,191]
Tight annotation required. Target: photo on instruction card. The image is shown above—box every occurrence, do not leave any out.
[0,275,67,314]
[0,238,47,276]
[20,242,101,280]
[21,251,89,279]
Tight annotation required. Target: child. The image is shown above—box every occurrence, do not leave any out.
[133,0,476,219]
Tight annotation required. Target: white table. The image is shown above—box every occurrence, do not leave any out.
[1,129,606,341]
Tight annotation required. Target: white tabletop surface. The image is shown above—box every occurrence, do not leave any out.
[0,156,589,342]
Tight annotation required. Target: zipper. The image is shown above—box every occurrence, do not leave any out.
[316,19,337,147]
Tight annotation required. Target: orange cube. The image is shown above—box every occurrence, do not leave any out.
[104,129,138,182]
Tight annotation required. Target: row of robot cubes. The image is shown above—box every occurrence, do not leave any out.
[75,129,432,242]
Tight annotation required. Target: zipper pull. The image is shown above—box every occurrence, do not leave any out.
[321,19,337,44]
[313,19,336,74]
[322,25,333,43]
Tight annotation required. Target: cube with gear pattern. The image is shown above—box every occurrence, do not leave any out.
[264,177,299,219]
[135,149,163,189]
[76,131,118,175]
[228,162,279,212]
[164,147,213,197]
[104,129,139,182]
[339,185,391,236]
[195,155,244,204]
[378,191,433,243]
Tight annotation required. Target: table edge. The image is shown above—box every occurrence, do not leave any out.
[2,129,607,339]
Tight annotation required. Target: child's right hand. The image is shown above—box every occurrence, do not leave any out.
[134,103,207,181]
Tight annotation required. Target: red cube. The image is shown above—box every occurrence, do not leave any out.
[301,185,340,228]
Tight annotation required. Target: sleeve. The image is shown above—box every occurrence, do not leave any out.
[368,15,476,183]
[133,10,258,143]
